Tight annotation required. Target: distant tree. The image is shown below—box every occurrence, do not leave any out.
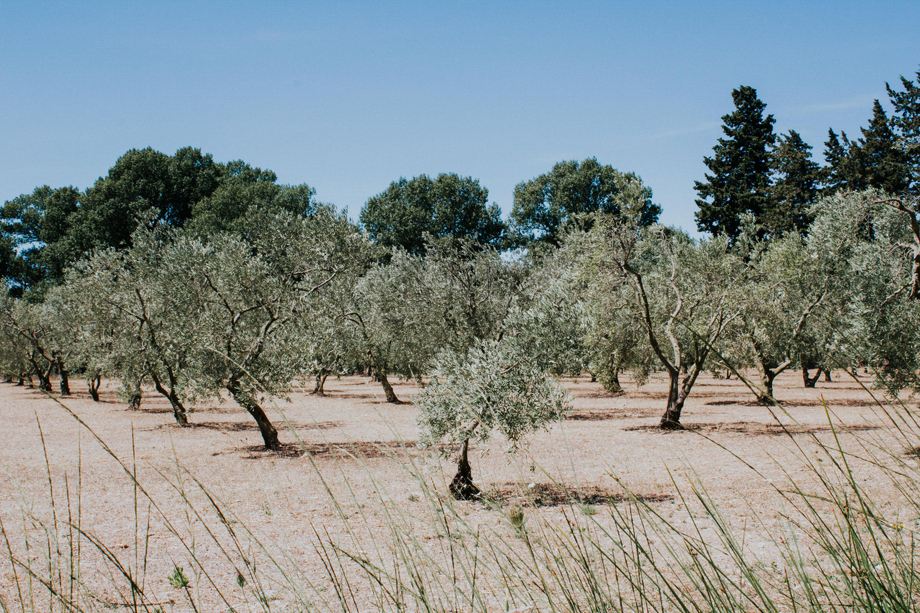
[182,209,369,449]
[767,130,821,237]
[0,186,81,292]
[695,86,776,243]
[600,177,746,428]
[729,228,844,402]
[510,158,660,248]
[68,147,222,252]
[188,160,318,236]
[806,190,920,394]
[360,173,506,255]
[63,227,198,425]
[347,240,523,403]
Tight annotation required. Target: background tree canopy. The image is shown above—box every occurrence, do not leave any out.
[510,157,660,248]
[1,147,319,295]
[359,173,506,255]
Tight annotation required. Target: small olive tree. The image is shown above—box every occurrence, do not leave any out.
[416,339,572,499]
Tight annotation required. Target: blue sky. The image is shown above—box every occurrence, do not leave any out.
[2,1,918,235]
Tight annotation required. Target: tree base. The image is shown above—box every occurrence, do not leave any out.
[449,472,481,500]
[659,418,684,430]
[449,451,481,500]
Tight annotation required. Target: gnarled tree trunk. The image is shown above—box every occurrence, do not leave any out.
[312,370,329,396]
[57,358,71,396]
[87,373,102,402]
[449,439,480,500]
[802,366,821,388]
[375,371,401,404]
[660,369,684,429]
[150,372,188,426]
[227,379,280,450]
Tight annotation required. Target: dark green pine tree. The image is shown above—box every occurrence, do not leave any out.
[767,130,821,237]
[821,129,859,194]
[887,68,920,194]
[847,100,910,195]
[695,86,776,243]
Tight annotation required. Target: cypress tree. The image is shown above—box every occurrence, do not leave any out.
[695,86,776,243]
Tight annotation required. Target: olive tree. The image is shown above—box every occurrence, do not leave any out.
[416,339,572,499]
[807,190,920,393]
[594,182,745,428]
[727,226,849,403]
[177,208,371,449]
[348,240,524,403]
[61,227,200,423]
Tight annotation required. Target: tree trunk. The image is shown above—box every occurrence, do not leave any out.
[822,369,832,382]
[449,439,480,500]
[150,372,188,426]
[802,366,820,388]
[35,366,52,392]
[311,371,329,396]
[87,373,102,402]
[227,381,280,450]
[375,371,401,404]
[757,369,778,405]
[602,367,622,394]
[58,360,71,396]
[129,390,142,410]
[17,377,24,386]
[660,370,684,429]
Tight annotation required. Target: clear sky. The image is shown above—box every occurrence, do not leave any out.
[1,1,918,235]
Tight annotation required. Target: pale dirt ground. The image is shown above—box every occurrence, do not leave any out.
[1,370,918,612]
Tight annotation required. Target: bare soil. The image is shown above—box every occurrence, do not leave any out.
[1,370,917,611]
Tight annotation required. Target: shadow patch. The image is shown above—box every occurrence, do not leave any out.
[155,420,341,432]
[319,392,382,400]
[623,421,882,435]
[236,440,421,460]
[483,482,673,507]
[568,408,661,421]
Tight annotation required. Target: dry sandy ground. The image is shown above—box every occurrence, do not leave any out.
[1,371,918,612]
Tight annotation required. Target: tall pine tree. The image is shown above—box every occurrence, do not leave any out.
[847,100,910,195]
[887,69,920,195]
[695,86,776,243]
[768,130,821,237]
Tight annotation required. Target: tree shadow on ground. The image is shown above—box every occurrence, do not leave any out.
[623,421,882,435]
[483,482,673,507]
[235,439,422,460]
[706,398,888,408]
[155,420,341,433]
[567,408,662,421]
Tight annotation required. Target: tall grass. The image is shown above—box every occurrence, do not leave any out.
[1,381,919,612]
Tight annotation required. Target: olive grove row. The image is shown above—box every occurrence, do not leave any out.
[2,183,919,495]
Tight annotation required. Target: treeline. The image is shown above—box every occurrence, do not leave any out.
[1,68,918,497]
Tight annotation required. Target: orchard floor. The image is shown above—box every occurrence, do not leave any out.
[1,370,918,612]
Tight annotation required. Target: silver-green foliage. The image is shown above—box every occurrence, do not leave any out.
[416,339,572,451]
